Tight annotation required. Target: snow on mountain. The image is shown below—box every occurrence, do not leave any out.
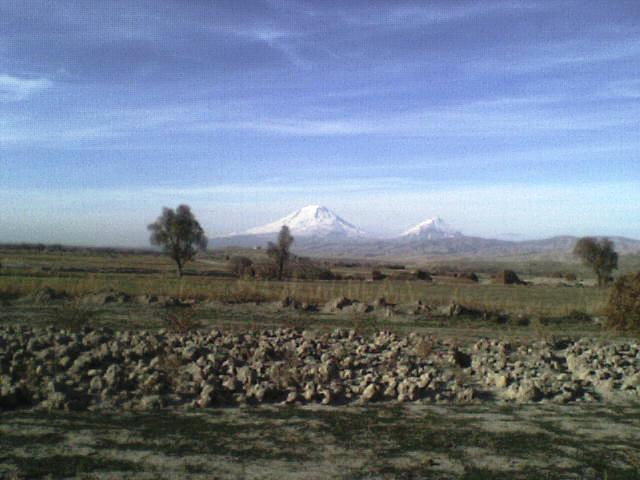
[243,205,368,239]
[400,217,461,239]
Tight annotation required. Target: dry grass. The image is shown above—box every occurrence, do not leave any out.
[0,274,609,316]
[0,249,611,318]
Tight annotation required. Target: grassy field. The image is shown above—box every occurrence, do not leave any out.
[0,248,611,318]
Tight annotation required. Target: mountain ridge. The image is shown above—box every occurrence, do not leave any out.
[211,205,640,259]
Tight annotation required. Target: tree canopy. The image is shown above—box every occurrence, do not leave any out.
[573,237,618,287]
[148,204,208,277]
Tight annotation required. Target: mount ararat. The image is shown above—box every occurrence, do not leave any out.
[211,205,640,259]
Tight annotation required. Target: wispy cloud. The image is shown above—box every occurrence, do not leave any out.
[3,89,638,147]
[0,74,52,101]
[603,79,640,99]
[334,1,560,28]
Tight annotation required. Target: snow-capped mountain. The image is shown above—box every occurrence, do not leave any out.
[210,208,640,258]
[400,217,461,240]
[244,205,367,239]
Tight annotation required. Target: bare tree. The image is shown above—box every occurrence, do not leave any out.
[573,237,618,287]
[148,205,208,277]
[267,226,294,280]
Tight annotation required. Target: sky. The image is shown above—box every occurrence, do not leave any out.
[1,0,639,246]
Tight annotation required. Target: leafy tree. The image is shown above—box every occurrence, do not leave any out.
[267,226,294,280]
[148,205,208,277]
[573,237,618,287]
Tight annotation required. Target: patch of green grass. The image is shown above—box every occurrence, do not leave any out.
[5,455,142,478]
[0,432,66,447]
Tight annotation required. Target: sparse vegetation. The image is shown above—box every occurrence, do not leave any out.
[371,269,386,281]
[229,255,254,278]
[493,270,524,285]
[606,272,640,333]
[161,305,202,334]
[51,302,94,331]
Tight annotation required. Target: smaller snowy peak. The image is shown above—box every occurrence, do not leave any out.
[244,205,368,239]
[400,217,461,239]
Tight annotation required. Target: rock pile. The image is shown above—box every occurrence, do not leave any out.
[0,326,638,411]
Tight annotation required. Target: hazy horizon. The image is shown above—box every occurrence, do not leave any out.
[2,1,639,246]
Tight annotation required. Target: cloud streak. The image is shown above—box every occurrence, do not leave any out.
[0,74,51,101]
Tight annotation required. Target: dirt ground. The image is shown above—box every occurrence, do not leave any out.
[1,403,639,479]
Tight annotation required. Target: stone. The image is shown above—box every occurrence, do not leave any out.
[517,383,543,402]
[286,391,298,404]
[140,395,163,409]
[495,375,509,389]
[361,383,378,402]
[303,383,316,401]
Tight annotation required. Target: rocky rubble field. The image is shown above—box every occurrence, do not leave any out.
[1,326,639,411]
[13,287,531,320]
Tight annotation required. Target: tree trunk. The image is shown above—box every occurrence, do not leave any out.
[176,260,183,278]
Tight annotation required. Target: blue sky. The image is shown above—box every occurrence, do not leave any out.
[1,0,639,245]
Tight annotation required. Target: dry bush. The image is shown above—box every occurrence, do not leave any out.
[252,261,279,280]
[219,283,268,304]
[493,270,525,285]
[566,310,592,323]
[288,258,336,280]
[414,335,434,359]
[531,317,554,344]
[51,303,95,331]
[371,270,386,281]
[606,272,640,333]
[413,269,432,281]
[229,256,255,278]
[162,305,202,334]
[0,286,21,305]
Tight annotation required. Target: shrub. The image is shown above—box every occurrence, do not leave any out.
[386,264,405,270]
[414,270,432,281]
[288,258,336,280]
[414,336,434,358]
[606,272,640,333]
[371,270,386,281]
[567,310,592,323]
[52,303,94,332]
[252,261,279,280]
[493,270,524,285]
[460,272,479,283]
[229,256,254,278]
[162,305,202,334]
